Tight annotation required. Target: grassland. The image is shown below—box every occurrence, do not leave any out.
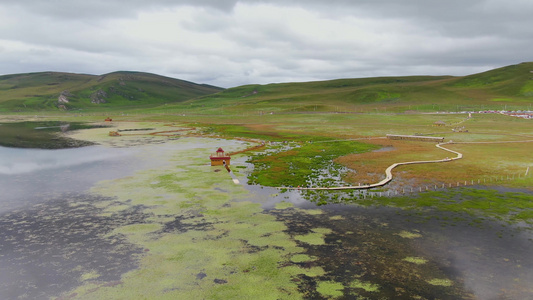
[0,71,222,112]
[135,62,533,115]
[162,111,532,191]
[2,62,533,115]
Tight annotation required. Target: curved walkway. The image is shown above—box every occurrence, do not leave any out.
[279,142,463,191]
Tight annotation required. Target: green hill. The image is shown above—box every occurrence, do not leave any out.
[168,62,533,114]
[2,62,532,113]
[0,71,223,112]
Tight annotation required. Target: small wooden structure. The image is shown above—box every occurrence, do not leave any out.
[210,148,231,166]
[105,117,113,122]
[387,134,444,143]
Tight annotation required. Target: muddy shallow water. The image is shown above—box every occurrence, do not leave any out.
[0,127,532,299]
[248,184,533,299]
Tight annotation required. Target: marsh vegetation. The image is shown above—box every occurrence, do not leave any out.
[0,117,531,299]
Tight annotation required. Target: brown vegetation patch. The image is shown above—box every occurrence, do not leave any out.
[336,139,457,186]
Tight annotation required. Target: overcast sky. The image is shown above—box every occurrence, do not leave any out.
[1,0,532,87]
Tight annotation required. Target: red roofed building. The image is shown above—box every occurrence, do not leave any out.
[210,148,231,166]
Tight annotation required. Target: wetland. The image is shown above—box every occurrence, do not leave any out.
[0,121,532,299]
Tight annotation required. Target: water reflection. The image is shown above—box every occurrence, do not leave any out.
[0,146,133,175]
[240,165,533,298]
[0,146,143,213]
[0,137,248,299]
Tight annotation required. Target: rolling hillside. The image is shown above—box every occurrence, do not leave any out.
[1,62,532,113]
[0,71,223,112]
[171,62,533,114]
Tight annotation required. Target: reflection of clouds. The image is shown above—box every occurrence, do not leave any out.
[0,138,243,213]
[0,146,134,175]
[0,145,143,214]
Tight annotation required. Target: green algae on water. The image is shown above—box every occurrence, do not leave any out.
[79,270,100,282]
[60,137,309,299]
[294,232,327,245]
[312,227,333,235]
[397,230,422,239]
[350,279,380,292]
[427,278,453,286]
[290,254,316,263]
[403,257,428,265]
[275,201,294,209]
[283,265,326,277]
[316,281,344,298]
[304,209,324,215]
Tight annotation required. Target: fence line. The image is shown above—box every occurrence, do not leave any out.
[377,169,532,196]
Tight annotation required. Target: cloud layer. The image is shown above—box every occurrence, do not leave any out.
[1,0,531,87]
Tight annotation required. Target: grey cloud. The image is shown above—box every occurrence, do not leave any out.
[0,0,532,87]
[1,0,240,20]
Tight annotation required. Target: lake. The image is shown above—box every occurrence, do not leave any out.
[0,122,531,299]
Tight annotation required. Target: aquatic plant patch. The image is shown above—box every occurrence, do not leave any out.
[350,279,380,292]
[427,278,454,287]
[269,207,473,299]
[248,140,377,187]
[316,281,344,297]
[403,257,429,265]
[0,194,145,299]
[357,187,533,225]
[58,138,325,299]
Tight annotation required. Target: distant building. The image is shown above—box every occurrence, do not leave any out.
[433,121,446,126]
[210,148,231,166]
[387,134,444,143]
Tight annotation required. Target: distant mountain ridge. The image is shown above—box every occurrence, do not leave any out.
[180,62,533,114]
[0,71,224,111]
[1,62,532,113]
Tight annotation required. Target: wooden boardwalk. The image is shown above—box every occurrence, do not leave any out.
[279,142,462,191]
